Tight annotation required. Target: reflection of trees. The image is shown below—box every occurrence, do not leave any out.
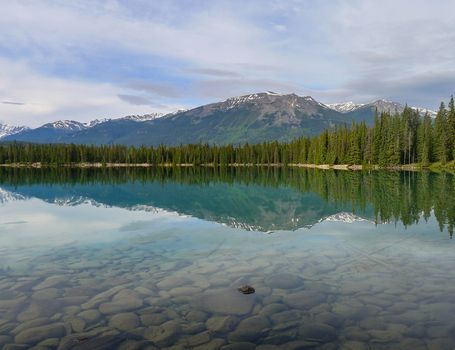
[0,167,453,236]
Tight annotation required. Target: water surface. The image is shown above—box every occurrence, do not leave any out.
[0,168,454,349]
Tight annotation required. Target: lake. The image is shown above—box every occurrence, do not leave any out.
[0,167,454,349]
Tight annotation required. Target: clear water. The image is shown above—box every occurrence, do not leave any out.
[0,168,454,350]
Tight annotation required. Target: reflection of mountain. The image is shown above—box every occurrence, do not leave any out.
[0,167,453,235]
[0,181,372,232]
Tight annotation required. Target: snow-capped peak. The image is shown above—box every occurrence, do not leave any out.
[327,101,365,113]
[121,113,164,122]
[83,118,110,128]
[43,120,87,131]
[0,123,30,139]
[411,107,437,118]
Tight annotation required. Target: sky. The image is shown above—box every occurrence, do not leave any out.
[0,0,454,127]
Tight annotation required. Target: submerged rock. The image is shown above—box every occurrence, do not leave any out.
[237,286,255,295]
[264,274,304,289]
[14,322,66,344]
[200,289,254,316]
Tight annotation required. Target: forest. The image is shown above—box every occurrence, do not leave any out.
[0,96,454,168]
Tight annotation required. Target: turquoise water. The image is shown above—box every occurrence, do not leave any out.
[0,168,454,349]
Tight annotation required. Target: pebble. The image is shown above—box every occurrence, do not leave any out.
[14,323,66,344]
[264,274,304,289]
[228,315,271,342]
[109,312,140,331]
[200,289,255,316]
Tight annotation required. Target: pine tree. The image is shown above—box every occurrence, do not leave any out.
[434,102,448,164]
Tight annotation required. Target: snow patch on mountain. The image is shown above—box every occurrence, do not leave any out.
[121,113,164,122]
[321,212,369,223]
[411,107,437,118]
[0,188,26,203]
[327,101,364,113]
[0,124,30,139]
[43,120,87,131]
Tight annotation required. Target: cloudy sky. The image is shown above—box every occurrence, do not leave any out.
[1,0,454,126]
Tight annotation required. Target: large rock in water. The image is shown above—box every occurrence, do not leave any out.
[199,289,255,316]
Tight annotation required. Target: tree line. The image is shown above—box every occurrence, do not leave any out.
[1,96,454,167]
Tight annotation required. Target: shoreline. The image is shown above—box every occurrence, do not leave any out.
[0,162,454,171]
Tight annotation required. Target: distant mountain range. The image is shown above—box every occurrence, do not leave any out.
[0,92,436,146]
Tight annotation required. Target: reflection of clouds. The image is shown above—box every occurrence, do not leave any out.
[0,197,184,254]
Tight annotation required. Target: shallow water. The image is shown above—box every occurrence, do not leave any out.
[0,168,454,349]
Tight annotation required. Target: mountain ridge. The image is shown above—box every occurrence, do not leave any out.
[1,93,436,145]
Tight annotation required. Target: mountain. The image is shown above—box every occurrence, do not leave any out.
[4,113,164,144]
[3,93,436,146]
[327,99,437,123]
[104,92,349,145]
[0,123,30,139]
[326,101,364,113]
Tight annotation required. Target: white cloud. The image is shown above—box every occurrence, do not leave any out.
[0,0,454,125]
[0,59,181,126]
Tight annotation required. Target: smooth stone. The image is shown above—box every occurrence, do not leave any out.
[368,329,402,343]
[32,288,59,301]
[118,340,156,350]
[342,327,370,341]
[298,323,337,343]
[81,285,126,310]
[193,338,226,350]
[0,296,27,310]
[63,306,81,316]
[264,274,304,289]
[33,276,67,291]
[66,316,86,333]
[283,291,325,309]
[228,315,271,342]
[339,341,366,350]
[17,302,48,322]
[38,338,60,347]
[99,290,143,315]
[109,312,140,331]
[182,322,206,335]
[399,338,427,350]
[332,303,367,320]
[221,342,256,350]
[270,310,301,324]
[279,340,320,349]
[313,312,343,328]
[144,320,181,347]
[157,276,191,289]
[206,315,238,333]
[358,317,387,330]
[140,313,169,326]
[260,303,288,317]
[15,323,66,344]
[187,331,211,347]
[78,309,101,323]
[169,286,202,297]
[0,335,13,347]
[186,310,208,323]
[12,318,49,335]
[426,337,455,350]
[200,289,255,316]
